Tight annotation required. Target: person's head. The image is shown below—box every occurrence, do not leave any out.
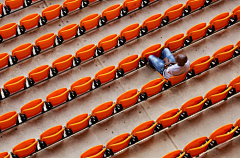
[176,54,188,66]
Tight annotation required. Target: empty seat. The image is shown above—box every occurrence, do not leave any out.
[5,0,24,10]
[106,133,131,153]
[52,54,74,72]
[66,113,90,133]
[204,84,231,104]
[122,0,142,12]
[0,111,18,131]
[162,150,185,158]
[98,34,119,51]
[80,14,101,31]
[4,76,26,94]
[91,101,115,121]
[41,4,62,21]
[209,12,232,31]
[81,145,106,158]
[75,44,97,62]
[116,89,140,109]
[140,78,166,97]
[141,44,162,60]
[58,23,78,40]
[12,43,33,60]
[0,23,18,40]
[35,33,56,50]
[164,34,187,52]
[228,75,240,93]
[131,120,157,140]
[232,5,240,21]
[20,14,40,30]
[102,4,122,21]
[94,66,117,84]
[180,96,207,116]
[156,109,182,128]
[163,4,185,22]
[212,45,236,63]
[63,0,82,12]
[46,88,69,107]
[120,23,141,41]
[118,55,140,73]
[209,124,237,145]
[186,23,209,41]
[40,125,65,145]
[20,99,44,119]
[190,56,213,75]
[183,136,211,157]
[141,14,163,32]
[12,139,38,158]
[185,0,205,12]
[28,65,51,83]
[0,53,10,69]
[0,152,10,158]
[70,77,93,95]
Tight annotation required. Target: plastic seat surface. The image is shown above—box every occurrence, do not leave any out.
[66,113,90,133]
[165,72,188,86]
[116,89,140,109]
[120,23,141,41]
[58,23,78,40]
[40,125,65,145]
[118,55,140,73]
[212,45,235,63]
[0,23,18,39]
[63,0,82,12]
[162,150,184,158]
[142,14,163,31]
[92,101,115,121]
[141,44,162,60]
[12,43,33,60]
[0,111,18,131]
[190,56,212,74]
[180,96,207,116]
[0,3,3,15]
[80,14,101,31]
[141,78,165,97]
[46,88,69,106]
[187,23,209,41]
[186,0,205,12]
[229,75,240,93]
[20,14,40,30]
[209,12,232,31]
[52,54,74,72]
[5,0,24,9]
[123,0,141,12]
[164,34,187,52]
[20,99,44,118]
[4,76,26,94]
[95,66,117,84]
[28,65,51,83]
[0,152,10,158]
[156,109,181,128]
[0,53,9,69]
[234,118,240,127]
[98,34,119,51]
[232,5,240,21]
[131,120,157,140]
[12,138,38,158]
[102,4,122,21]
[71,77,93,95]
[164,4,185,21]
[35,33,56,50]
[106,133,131,153]
[75,44,97,62]
[42,4,62,21]
[81,145,106,158]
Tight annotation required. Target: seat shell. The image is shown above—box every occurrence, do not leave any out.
[12,43,33,60]
[232,5,240,21]
[4,76,26,94]
[106,133,131,153]
[131,120,157,140]
[52,54,74,72]
[91,101,115,121]
[164,4,185,21]
[187,23,209,41]
[186,0,205,12]
[5,0,24,10]
[164,34,187,52]
[58,23,78,40]
[12,139,38,158]
[116,89,140,109]
[159,71,187,86]
[71,77,93,95]
[123,0,141,12]
[142,14,163,31]
[156,109,181,128]
[209,12,232,31]
[46,88,69,106]
[212,45,236,63]
[95,66,117,84]
[80,14,101,31]
[0,53,10,69]
[66,113,90,133]
[20,14,40,30]
[120,23,141,41]
[20,99,44,118]
[80,145,106,158]
[98,34,119,51]
[228,75,240,93]
[0,23,18,39]
[102,4,122,21]
[35,33,56,50]
[42,4,62,21]
[40,125,65,145]
[118,55,140,73]
[162,150,184,158]
[28,65,51,83]
[141,44,162,60]
[141,78,165,97]
[63,0,82,12]
[190,56,213,75]
[75,44,97,62]
[0,3,3,16]
[0,111,18,131]
[0,152,10,158]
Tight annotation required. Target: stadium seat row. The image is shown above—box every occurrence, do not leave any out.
[1,74,240,158]
[0,0,223,72]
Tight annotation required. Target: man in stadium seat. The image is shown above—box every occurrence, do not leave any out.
[148,48,190,79]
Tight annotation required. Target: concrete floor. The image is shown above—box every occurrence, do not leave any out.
[1,0,240,157]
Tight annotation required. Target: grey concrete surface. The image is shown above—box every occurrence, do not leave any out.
[1,0,240,157]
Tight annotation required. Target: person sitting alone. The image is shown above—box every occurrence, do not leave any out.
[148,48,190,79]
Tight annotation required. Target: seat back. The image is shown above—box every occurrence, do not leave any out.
[131,120,157,140]
[123,0,142,12]
[102,4,122,21]
[140,78,165,97]
[46,88,69,106]
[66,113,90,133]
[168,72,188,86]
[0,152,10,158]
[212,45,235,63]
[156,109,181,128]
[75,44,97,61]
[28,65,51,83]
[118,54,140,73]
[187,23,209,41]
[186,0,205,12]
[58,23,78,40]
[106,133,131,153]
[0,23,18,39]
[80,14,101,31]
[204,84,230,104]
[20,99,44,118]
[162,150,184,158]
[98,34,119,51]
[80,145,106,158]
[95,66,117,84]
[116,89,140,109]
[52,54,74,72]
[209,124,235,144]
[35,33,56,50]
[120,23,141,41]
[40,125,65,145]
[63,0,82,12]
[71,77,93,95]
[12,43,33,60]
[142,14,163,31]
[91,101,115,121]
[232,5,240,21]
[141,44,162,60]
[0,53,10,69]
[210,12,232,31]
[12,139,38,158]
[4,76,26,94]
[164,34,186,52]
[20,14,40,30]
[164,4,185,21]
[0,3,3,16]
[42,4,62,21]
[5,0,24,9]
[190,56,212,75]
[229,75,240,93]
[0,111,18,131]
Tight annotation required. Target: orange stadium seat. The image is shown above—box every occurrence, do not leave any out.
[122,0,142,12]
[234,118,240,127]
[141,44,162,60]
[5,0,24,10]
[183,136,211,157]
[212,45,236,64]
[204,84,231,105]
[46,88,69,107]
[118,55,140,73]
[0,111,18,131]
[0,3,3,16]
[20,99,44,119]
[81,145,106,158]
[91,101,115,121]
[70,77,93,96]
[58,23,78,41]
[0,23,18,40]
[41,4,62,21]
[164,34,187,52]
[159,72,188,86]
[186,23,209,42]
[116,89,140,109]
[98,34,119,51]
[52,54,74,72]
[0,53,10,68]
[40,125,65,146]
[185,0,205,12]
[162,150,185,158]
[28,65,51,83]
[4,76,26,95]
[66,113,90,134]
[163,4,185,22]
[140,78,166,97]
[94,66,117,85]
[19,14,40,32]
[12,43,33,61]
[0,152,10,158]
[156,109,182,128]
[141,14,163,32]
[63,0,82,13]
[106,133,131,154]
[120,23,141,42]
[75,44,97,62]
[12,139,38,158]
[229,75,240,93]
[101,4,122,21]
[209,12,232,31]
[35,33,56,50]
[80,14,101,31]
[131,120,157,140]
[232,5,240,21]
[190,56,213,75]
